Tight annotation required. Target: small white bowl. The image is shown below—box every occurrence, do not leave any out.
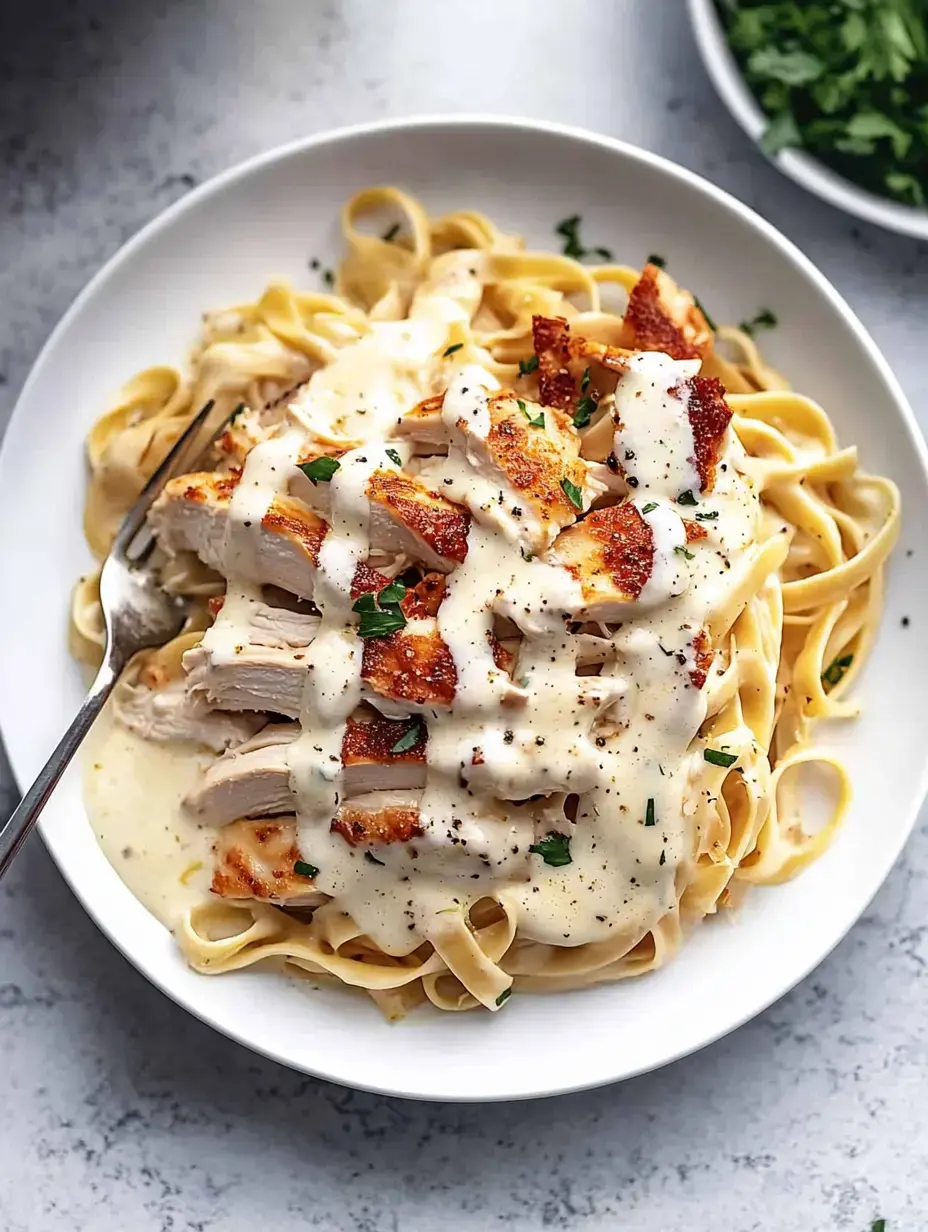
[688,0,928,240]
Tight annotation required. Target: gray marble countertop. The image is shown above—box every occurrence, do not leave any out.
[2,2,927,1229]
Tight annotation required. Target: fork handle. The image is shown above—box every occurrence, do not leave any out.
[0,660,119,880]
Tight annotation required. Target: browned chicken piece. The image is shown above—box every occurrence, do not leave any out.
[331,793,423,847]
[680,376,733,493]
[531,314,630,412]
[688,627,714,690]
[185,724,298,824]
[546,503,656,618]
[184,641,310,719]
[150,471,327,600]
[442,388,600,552]
[211,816,324,906]
[366,470,469,570]
[395,394,447,452]
[616,263,713,360]
[185,716,429,826]
[361,620,458,713]
[400,572,446,619]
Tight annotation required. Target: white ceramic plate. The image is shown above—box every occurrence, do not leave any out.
[2,117,926,1102]
[688,0,928,241]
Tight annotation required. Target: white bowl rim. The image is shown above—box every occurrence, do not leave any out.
[3,113,928,1101]
[687,0,928,241]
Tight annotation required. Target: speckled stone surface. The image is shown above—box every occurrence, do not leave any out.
[1,2,927,1229]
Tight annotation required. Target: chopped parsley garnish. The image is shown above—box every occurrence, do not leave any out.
[520,547,534,562]
[382,223,400,242]
[560,477,584,510]
[739,307,779,337]
[528,831,573,867]
[554,214,613,262]
[704,748,738,769]
[517,399,545,427]
[677,489,698,506]
[695,510,719,521]
[356,608,407,639]
[871,1220,887,1232]
[390,724,422,754]
[364,851,385,866]
[822,652,853,688]
[717,0,928,207]
[693,295,717,332]
[386,447,403,467]
[518,353,539,376]
[353,584,408,639]
[377,580,407,607]
[573,395,597,429]
[642,502,658,514]
[674,544,695,561]
[659,849,666,865]
[294,860,319,879]
[580,366,591,393]
[495,987,513,1007]
[298,455,340,484]
[647,253,667,269]
[229,400,247,424]
[443,342,464,358]
[644,798,656,827]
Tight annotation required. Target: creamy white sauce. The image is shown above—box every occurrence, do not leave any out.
[89,269,763,996]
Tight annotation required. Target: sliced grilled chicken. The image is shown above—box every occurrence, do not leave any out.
[396,394,448,453]
[439,378,602,552]
[185,716,428,825]
[547,501,695,619]
[184,641,309,719]
[185,723,298,823]
[150,472,327,599]
[361,619,458,714]
[293,456,471,572]
[113,674,265,752]
[617,263,713,360]
[331,793,423,847]
[531,314,630,412]
[211,816,324,905]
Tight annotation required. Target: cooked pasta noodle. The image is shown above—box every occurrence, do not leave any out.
[76,187,900,1018]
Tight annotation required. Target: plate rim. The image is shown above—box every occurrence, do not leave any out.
[3,113,928,1102]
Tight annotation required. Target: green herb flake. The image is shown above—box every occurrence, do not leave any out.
[351,592,378,614]
[554,214,612,262]
[443,342,464,358]
[822,652,853,689]
[390,724,422,755]
[647,253,667,269]
[364,851,385,866]
[580,366,592,393]
[674,544,695,561]
[322,269,335,288]
[229,400,247,424]
[560,477,584,510]
[382,223,401,242]
[529,831,572,867]
[495,987,513,1007]
[518,353,539,376]
[518,399,545,427]
[871,1220,887,1232]
[677,489,698,506]
[377,580,407,607]
[386,447,403,467]
[740,307,779,337]
[695,510,719,521]
[357,607,408,639]
[642,502,658,514]
[294,860,319,879]
[644,798,656,827]
[659,849,666,866]
[573,395,597,429]
[298,455,340,484]
[704,748,738,769]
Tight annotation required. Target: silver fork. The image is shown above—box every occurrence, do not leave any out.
[0,399,235,879]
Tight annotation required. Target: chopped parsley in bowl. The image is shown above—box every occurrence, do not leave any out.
[715,0,928,209]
